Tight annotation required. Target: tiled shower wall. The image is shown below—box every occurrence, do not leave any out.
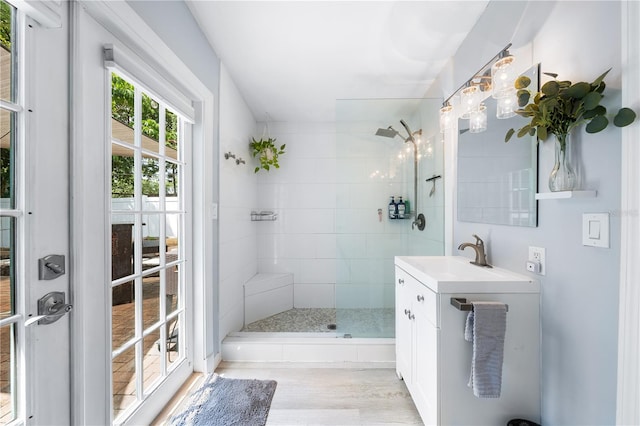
[256,122,338,308]
[256,103,444,308]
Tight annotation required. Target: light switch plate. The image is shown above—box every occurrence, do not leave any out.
[582,213,609,248]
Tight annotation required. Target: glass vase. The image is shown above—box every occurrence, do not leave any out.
[549,133,576,192]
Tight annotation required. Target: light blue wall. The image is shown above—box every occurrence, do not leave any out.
[126,0,222,354]
[452,2,622,424]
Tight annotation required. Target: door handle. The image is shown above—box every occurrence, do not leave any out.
[25,291,73,326]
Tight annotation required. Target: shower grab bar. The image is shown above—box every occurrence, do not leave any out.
[450,297,508,312]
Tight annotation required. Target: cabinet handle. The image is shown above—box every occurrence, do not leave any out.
[404,308,410,315]
[398,278,404,285]
[416,295,424,302]
[409,313,415,320]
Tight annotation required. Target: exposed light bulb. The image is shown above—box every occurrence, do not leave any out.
[491,55,516,99]
[460,85,479,119]
[439,104,454,131]
[469,103,487,133]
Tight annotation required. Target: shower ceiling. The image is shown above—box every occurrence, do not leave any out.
[186,1,489,122]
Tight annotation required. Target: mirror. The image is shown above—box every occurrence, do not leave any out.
[457,63,539,227]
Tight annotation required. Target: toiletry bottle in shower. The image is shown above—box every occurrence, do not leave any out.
[397,196,405,219]
[388,196,396,219]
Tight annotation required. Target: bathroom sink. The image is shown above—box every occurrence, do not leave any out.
[394,256,539,293]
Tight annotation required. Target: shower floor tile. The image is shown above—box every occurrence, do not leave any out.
[242,308,394,337]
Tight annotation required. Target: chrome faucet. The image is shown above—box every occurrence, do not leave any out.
[458,234,492,268]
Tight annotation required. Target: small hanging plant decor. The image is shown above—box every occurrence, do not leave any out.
[250,137,286,173]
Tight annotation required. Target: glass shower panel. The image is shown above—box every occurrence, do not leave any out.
[335,99,445,338]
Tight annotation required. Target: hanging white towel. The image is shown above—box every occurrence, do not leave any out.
[464,301,507,398]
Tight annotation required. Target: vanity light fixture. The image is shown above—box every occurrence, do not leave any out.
[439,43,516,133]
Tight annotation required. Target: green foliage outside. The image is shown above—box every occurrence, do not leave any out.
[1,1,12,199]
[0,0,11,51]
[111,74,179,198]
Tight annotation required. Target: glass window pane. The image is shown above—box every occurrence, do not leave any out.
[112,345,136,420]
[141,154,159,198]
[112,282,136,350]
[1,109,15,208]
[166,267,180,316]
[141,276,159,330]
[165,160,179,197]
[111,145,135,203]
[141,93,159,154]
[0,323,16,424]
[0,1,15,103]
[166,214,180,254]
[166,314,181,367]
[142,329,161,394]
[111,73,135,135]
[165,110,178,160]
[0,217,13,320]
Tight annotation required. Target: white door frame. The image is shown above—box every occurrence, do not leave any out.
[616,1,640,424]
[69,1,216,424]
[1,1,71,423]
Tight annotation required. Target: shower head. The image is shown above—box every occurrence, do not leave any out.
[375,126,402,139]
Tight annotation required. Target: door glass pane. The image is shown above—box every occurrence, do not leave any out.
[111,145,135,204]
[165,266,178,316]
[141,276,159,329]
[111,73,135,134]
[112,344,136,419]
[0,217,13,320]
[141,93,159,155]
[0,1,15,103]
[112,282,136,350]
[166,314,181,367]
[141,153,159,198]
[166,213,180,253]
[142,329,160,394]
[165,110,178,160]
[165,160,179,197]
[0,324,16,424]
[1,109,15,208]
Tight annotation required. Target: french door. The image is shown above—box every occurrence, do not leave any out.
[1,1,71,425]
[70,3,195,425]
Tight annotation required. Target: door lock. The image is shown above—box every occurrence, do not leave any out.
[25,291,73,326]
[38,254,65,280]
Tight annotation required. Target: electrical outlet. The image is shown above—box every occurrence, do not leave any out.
[528,246,546,275]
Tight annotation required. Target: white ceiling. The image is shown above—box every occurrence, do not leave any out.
[187,1,490,123]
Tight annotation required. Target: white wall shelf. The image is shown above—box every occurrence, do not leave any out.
[536,190,597,200]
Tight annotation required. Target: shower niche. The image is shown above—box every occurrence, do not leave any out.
[334,98,445,337]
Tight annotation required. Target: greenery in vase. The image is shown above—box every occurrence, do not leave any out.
[250,137,286,173]
[505,69,636,151]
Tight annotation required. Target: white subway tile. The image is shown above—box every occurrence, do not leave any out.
[294,284,335,308]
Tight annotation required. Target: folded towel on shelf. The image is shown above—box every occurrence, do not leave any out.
[464,301,507,398]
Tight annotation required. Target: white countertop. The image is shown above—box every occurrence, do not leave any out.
[395,255,539,294]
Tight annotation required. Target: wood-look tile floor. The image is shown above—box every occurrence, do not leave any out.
[154,362,423,425]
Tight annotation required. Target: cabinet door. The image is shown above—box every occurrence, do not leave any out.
[395,268,413,384]
[413,305,439,425]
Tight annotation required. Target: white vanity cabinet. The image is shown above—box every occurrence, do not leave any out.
[395,266,438,425]
[395,256,541,426]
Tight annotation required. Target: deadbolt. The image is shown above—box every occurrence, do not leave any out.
[38,254,65,280]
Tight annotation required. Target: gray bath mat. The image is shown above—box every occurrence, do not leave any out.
[169,374,277,426]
